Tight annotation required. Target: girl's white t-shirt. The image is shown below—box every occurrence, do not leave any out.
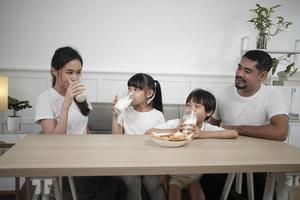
[118,106,166,135]
[35,88,90,135]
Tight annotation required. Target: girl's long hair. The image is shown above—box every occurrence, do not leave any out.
[127,73,163,112]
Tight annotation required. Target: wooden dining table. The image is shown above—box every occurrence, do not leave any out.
[0,134,300,177]
[0,134,300,200]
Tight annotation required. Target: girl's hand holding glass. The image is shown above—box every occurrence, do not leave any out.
[112,93,133,115]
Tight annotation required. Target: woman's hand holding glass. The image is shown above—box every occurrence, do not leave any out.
[65,80,86,107]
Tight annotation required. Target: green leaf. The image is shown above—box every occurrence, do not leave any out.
[8,96,32,117]
[284,63,295,72]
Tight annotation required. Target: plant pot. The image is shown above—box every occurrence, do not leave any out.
[7,116,21,132]
[263,73,273,85]
[256,32,268,49]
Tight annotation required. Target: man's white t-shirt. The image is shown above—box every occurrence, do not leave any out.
[156,119,225,132]
[35,88,91,134]
[118,106,165,135]
[212,85,288,126]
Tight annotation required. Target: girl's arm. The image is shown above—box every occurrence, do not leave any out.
[111,95,124,134]
[112,115,124,134]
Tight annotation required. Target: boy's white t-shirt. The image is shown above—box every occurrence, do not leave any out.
[35,88,91,135]
[156,119,224,131]
[118,106,166,135]
[212,85,288,126]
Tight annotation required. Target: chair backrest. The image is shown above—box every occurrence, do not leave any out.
[88,102,186,134]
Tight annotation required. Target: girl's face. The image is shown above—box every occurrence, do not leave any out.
[185,99,212,125]
[52,59,82,91]
[128,86,154,106]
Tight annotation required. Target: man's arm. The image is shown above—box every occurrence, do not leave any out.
[223,114,289,141]
[208,117,222,126]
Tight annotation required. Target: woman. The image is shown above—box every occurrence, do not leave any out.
[35,46,126,200]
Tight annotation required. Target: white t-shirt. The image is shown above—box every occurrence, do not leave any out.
[212,85,288,126]
[35,88,91,135]
[118,106,166,135]
[156,119,224,131]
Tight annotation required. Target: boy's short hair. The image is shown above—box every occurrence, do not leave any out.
[186,88,216,120]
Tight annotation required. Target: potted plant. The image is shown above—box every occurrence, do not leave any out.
[271,53,297,79]
[248,4,292,49]
[7,96,32,132]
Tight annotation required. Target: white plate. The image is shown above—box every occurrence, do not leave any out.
[150,136,189,147]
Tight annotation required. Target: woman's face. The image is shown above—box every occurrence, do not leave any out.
[52,59,82,91]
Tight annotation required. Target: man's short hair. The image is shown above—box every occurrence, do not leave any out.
[242,50,272,72]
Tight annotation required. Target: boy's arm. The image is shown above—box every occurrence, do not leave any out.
[145,128,178,135]
[193,129,238,139]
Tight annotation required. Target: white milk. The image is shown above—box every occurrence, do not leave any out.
[113,94,133,114]
[182,111,197,134]
[75,92,86,103]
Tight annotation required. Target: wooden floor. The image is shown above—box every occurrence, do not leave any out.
[0,194,15,200]
[293,186,300,200]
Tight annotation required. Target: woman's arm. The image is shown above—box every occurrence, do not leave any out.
[39,99,71,134]
[39,81,84,134]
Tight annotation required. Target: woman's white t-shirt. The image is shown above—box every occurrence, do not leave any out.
[118,106,166,135]
[35,88,90,134]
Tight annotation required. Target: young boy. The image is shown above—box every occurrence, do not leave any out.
[146,88,238,200]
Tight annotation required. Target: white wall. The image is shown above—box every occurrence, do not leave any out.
[0,0,299,75]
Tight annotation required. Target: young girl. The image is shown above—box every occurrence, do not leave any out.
[35,46,125,200]
[147,88,238,200]
[112,73,165,200]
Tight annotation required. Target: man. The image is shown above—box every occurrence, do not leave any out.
[202,50,289,200]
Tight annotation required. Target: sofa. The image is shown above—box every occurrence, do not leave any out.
[88,102,186,134]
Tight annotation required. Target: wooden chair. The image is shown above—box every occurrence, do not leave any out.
[221,172,293,200]
[0,142,21,200]
[26,176,77,200]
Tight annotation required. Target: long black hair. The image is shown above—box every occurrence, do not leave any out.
[127,73,163,113]
[51,46,89,116]
[51,46,83,87]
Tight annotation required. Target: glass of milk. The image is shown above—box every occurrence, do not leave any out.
[182,111,197,134]
[113,93,133,115]
[70,79,86,103]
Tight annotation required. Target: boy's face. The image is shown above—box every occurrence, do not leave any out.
[185,99,213,125]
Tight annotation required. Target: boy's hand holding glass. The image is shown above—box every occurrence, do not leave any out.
[181,111,197,135]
